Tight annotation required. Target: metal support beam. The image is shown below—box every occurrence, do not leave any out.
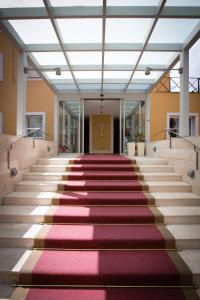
[101,0,106,93]
[145,94,151,143]
[179,49,189,137]
[16,51,27,136]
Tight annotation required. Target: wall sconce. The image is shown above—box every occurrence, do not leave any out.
[24,67,61,76]
[145,67,183,75]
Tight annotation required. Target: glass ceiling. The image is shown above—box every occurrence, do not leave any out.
[0,0,199,94]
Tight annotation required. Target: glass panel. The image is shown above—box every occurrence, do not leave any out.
[132,71,162,80]
[74,71,101,79]
[123,101,145,154]
[55,84,77,90]
[166,0,200,6]
[68,52,102,65]
[31,52,66,66]
[104,51,140,65]
[57,19,102,43]
[9,20,58,44]
[128,84,151,90]
[149,19,200,44]
[45,71,73,80]
[50,0,102,6]
[59,101,80,153]
[26,114,44,138]
[104,71,132,79]
[79,84,101,89]
[107,0,159,6]
[139,51,176,66]
[0,0,44,8]
[106,19,153,43]
[103,83,126,89]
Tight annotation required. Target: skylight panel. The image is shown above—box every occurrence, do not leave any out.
[74,71,101,79]
[132,71,162,80]
[105,19,153,43]
[50,0,102,6]
[45,71,73,80]
[139,52,176,66]
[104,71,132,79]
[128,83,151,90]
[0,0,44,8]
[149,19,200,44]
[104,83,126,89]
[31,52,66,66]
[57,19,102,43]
[8,20,58,44]
[68,52,102,65]
[79,84,101,89]
[104,52,140,65]
[166,0,200,6]
[107,0,159,6]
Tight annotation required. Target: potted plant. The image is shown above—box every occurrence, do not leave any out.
[136,132,145,156]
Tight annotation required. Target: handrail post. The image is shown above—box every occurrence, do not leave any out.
[194,146,199,170]
[7,145,12,169]
[169,134,172,149]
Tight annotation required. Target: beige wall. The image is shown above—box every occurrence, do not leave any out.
[26,80,55,141]
[149,92,200,141]
[0,32,18,135]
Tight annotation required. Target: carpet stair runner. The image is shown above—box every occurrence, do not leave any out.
[11,155,199,300]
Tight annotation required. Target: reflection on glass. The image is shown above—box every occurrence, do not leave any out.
[59,101,80,153]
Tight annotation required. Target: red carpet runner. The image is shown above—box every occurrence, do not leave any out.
[12,155,199,300]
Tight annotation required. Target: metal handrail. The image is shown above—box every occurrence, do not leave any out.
[154,128,200,170]
[0,128,50,169]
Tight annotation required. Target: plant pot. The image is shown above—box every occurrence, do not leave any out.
[127,142,135,156]
[137,142,145,156]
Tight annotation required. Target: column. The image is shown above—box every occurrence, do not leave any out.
[145,94,150,143]
[54,96,58,146]
[179,49,189,136]
[16,51,27,136]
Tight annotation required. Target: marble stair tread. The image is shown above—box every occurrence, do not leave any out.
[0,223,200,250]
[0,284,15,300]
[23,172,182,182]
[0,205,200,224]
[14,180,191,193]
[0,248,27,284]
[179,249,200,285]
[3,191,200,206]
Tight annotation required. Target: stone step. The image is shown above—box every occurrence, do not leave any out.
[0,205,200,225]
[14,180,191,193]
[31,164,174,173]
[37,157,168,166]
[3,191,200,207]
[0,223,200,250]
[23,172,182,182]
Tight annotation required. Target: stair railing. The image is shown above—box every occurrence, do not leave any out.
[154,128,200,170]
[0,128,50,169]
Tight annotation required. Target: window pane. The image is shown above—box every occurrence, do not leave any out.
[107,0,159,6]
[104,83,126,89]
[9,20,58,44]
[166,0,200,6]
[79,84,101,89]
[106,19,153,43]
[68,52,102,65]
[139,51,176,66]
[50,0,102,6]
[74,71,101,79]
[104,51,140,65]
[104,71,132,79]
[57,19,102,43]
[128,84,151,90]
[149,19,200,44]
[31,52,66,66]
[0,0,44,8]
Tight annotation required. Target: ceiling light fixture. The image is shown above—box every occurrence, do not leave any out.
[145,66,183,76]
[24,67,61,76]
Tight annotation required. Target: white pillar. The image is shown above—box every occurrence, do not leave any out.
[180,49,189,136]
[16,51,27,136]
[145,94,150,143]
[54,96,58,146]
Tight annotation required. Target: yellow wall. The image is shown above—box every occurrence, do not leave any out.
[149,92,200,141]
[0,32,18,135]
[26,80,55,141]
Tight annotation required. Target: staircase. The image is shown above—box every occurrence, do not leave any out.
[0,154,200,299]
